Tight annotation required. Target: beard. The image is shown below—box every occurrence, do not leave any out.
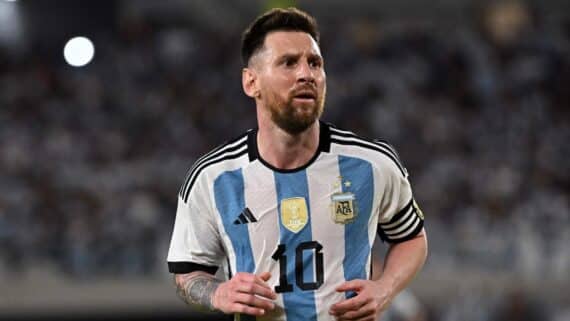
[265,86,326,136]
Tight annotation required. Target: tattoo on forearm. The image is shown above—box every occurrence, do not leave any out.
[176,274,222,310]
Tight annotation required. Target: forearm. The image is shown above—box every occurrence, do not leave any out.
[174,271,222,311]
[377,228,428,299]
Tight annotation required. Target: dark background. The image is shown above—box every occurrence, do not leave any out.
[0,0,568,320]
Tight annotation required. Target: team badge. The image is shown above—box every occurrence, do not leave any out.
[331,192,357,224]
[280,197,308,233]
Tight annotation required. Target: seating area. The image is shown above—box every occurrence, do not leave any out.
[0,1,568,320]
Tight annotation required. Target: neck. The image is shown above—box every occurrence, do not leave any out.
[257,116,320,171]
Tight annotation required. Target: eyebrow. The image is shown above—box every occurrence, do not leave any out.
[277,52,323,61]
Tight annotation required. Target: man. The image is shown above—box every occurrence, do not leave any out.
[167,7,428,321]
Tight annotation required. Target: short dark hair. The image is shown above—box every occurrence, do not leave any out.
[241,7,320,66]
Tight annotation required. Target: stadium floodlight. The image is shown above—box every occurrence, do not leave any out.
[63,36,95,67]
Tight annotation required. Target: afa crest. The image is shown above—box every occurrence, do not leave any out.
[331,192,357,224]
[280,197,308,233]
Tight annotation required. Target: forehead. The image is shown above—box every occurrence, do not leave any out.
[262,31,322,58]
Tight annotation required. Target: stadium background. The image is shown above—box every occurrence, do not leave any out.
[0,0,568,320]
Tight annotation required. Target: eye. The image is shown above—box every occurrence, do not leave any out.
[309,58,322,68]
[284,57,297,67]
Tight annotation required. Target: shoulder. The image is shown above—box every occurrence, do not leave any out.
[178,130,251,203]
[327,123,408,178]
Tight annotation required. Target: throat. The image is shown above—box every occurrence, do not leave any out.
[257,122,320,171]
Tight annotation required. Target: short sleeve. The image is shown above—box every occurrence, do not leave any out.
[166,182,225,274]
[376,152,424,243]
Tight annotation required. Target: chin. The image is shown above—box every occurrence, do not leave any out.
[267,98,323,135]
[277,116,318,135]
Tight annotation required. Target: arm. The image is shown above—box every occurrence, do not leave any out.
[169,174,278,315]
[174,271,277,316]
[330,229,428,321]
[174,271,221,310]
[377,228,428,299]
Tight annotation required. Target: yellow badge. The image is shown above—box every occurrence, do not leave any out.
[331,192,357,224]
[281,197,309,233]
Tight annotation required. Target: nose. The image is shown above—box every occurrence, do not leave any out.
[296,61,315,84]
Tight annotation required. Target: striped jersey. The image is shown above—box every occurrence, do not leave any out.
[167,122,424,321]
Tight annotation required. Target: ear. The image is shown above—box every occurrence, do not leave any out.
[242,67,259,98]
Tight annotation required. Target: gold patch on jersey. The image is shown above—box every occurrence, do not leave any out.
[331,192,357,224]
[281,197,308,233]
[413,199,424,220]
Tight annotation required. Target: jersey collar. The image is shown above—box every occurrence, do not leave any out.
[247,121,331,173]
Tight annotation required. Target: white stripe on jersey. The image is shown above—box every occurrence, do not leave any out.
[242,164,287,319]
[381,206,414,230]
[384,213,417,236]
[306,154,347,320]
[329,127,407,177]
[389,217,421,240]
[182,140,248,202]
[180,134,249,200]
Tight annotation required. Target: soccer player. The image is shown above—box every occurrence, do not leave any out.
[167,7,428,321]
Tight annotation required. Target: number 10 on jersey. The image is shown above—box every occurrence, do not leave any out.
[271,241,324,293]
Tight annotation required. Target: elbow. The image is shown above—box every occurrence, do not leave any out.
[173,271,200,289]
[174,273,186,288]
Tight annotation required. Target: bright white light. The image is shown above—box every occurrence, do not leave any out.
[64,36,95,67]
[3,0,18,2]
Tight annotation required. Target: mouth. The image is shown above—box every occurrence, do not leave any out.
[292,90,317,102]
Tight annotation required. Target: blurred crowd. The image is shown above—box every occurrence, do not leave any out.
[0,1,568,320]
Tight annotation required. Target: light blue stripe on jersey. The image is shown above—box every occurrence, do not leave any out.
[214,169,256,321]
[274,171,318,321]
[214,169,255,274]
[338,156,374,298]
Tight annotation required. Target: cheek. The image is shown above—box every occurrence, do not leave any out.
[318,77,326,93]
[277,74,296,90]
[315,70,326,85]
[265,81,292,100]
[261,73,290,91]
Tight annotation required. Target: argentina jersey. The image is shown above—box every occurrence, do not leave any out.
[167,122,424,321]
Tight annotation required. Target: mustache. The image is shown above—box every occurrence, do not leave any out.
[290,84,318,98]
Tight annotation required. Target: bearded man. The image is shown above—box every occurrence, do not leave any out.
[167,7,428,321]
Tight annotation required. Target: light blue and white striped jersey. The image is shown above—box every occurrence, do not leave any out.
[167,122,424,321]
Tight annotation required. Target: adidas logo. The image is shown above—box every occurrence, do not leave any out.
[233,208,257,225]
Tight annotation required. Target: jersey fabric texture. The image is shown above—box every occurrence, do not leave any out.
[167,122,424,321]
